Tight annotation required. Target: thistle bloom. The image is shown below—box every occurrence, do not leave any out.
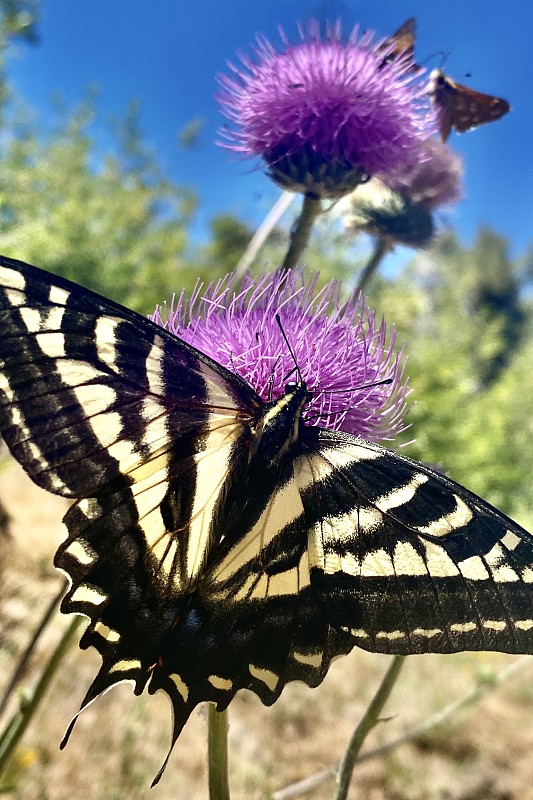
[216,20,436,198]
[151,270,408,442]
[344,138,463,247]
[384,137,463,210]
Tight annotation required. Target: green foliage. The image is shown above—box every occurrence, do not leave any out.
[0,0,39,121]
[368,230,533,527]
[179,116,205,148]
[0,98,203,314]
[195,214,256,276]
[0,0,39,43]
[429,229,525,388]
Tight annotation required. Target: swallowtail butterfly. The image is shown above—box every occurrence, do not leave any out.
[0,256,532,784]
[429,68,510,141]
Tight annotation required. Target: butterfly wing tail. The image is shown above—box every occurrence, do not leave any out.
[59,655,152,748]
[147,672,201,786]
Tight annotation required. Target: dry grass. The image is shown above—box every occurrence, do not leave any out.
[1,459,533,800]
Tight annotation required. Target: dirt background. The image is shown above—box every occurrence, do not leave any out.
[1,459,533,800]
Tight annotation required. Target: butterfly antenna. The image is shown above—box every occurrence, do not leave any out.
[305,378,394,422]
[417,50,450,69]
[438,50,451,69]
[309,376,394,424]
[318,377,393,396]
[275,314,302,386]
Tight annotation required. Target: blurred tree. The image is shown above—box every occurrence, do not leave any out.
[0,0,39,118]
[368,230,533,526]
[0,4,232,313]
[429,228,526,389]
[0,0,39,43]
[195,214,256,276]
[0,98,202,313]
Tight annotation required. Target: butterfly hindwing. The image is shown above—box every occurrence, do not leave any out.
[89,431,355,783]
[298,429,533,655]
[429,69,510,141]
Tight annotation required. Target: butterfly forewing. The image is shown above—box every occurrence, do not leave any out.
[0,259,259,497]
[429,68,510,141]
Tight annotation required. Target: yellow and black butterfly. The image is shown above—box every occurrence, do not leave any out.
[0,256,532,784]
[429,68,510,141]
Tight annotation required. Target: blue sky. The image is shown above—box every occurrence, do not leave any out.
[6,0,533,260]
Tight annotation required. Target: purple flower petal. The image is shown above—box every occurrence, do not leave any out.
[382,137,463,209]
[217,20,437,195]
[151,269,409,442]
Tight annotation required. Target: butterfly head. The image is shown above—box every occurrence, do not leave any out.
[429,68,449,90]
[265,380,313,422]
[282,379,313,408]
[255,381,313,464]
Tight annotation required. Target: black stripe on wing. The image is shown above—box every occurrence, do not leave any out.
[56,449,355,785]
[0,256,261,497]
[138,468,356,781]
[297,428,533,655]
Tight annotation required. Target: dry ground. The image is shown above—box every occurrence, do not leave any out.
[1,459,533,800]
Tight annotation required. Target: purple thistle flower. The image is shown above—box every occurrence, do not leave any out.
[151,269,409,443]
[344,138,463,247]
[383,137,463,210]
[216,20,436,198]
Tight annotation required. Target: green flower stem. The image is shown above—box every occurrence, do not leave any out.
[280,194,322,273]
[270,656,531,800]
[208,704,230,800]
[0,579,67,719]
[334,655,406,800]
[353,655,531,765]
[0,616,81,778]
[0,706,22,763]
[356,235,390,293]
